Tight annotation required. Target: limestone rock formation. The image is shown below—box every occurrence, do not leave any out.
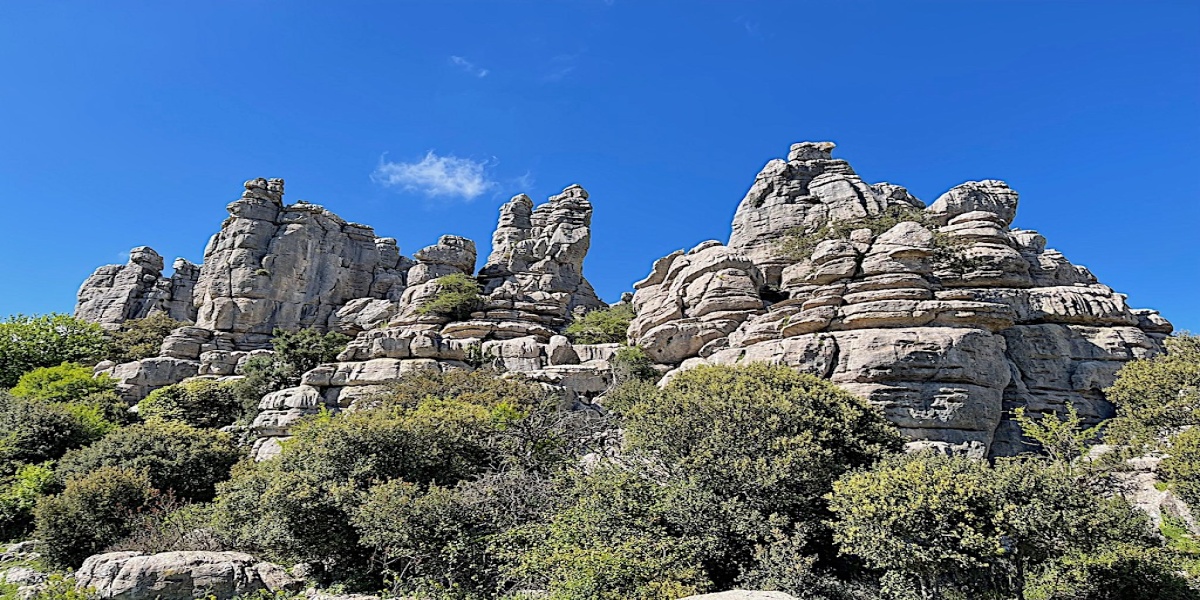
[75,551,301,600]
[75,247,198,328]
[648,142,1170,457]
[192,178,413,350]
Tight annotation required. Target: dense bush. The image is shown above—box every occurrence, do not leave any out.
[229,328,351,409]
[0,462,54,542]
[138,378,244,428]
[1106,334,1200,449]
[0,392,108,470]
[1025,544,1195,600]
[1161,426,1200,512]
[610,345,658,383]
[34,466,154,568]
[56,419,241,502]
[564,304,634,344]
[212,369,585,590]
[10,363,116,404]
[0,314,109,388]
[417,273,484,321]
[829,450,1160,599]
[516,364,905,597]
[106,312,188,363]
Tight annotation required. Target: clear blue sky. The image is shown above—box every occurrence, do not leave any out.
[1,1,1197,331]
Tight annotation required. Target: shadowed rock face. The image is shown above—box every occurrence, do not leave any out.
[640,141,1171,457]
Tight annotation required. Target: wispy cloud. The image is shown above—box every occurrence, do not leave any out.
[513,171,535,191]
[373,151,497,201]
[735,16,765,40]
[542,52,582,82]
[450,55,489,78]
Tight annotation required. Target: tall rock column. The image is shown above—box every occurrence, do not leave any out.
[75,246,197,329]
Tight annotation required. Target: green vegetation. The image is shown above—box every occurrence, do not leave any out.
[138,378,244,428]
[0,314,109,388]
[564,304,634,344]
[56,419,240,503]
[610,345,658,383]
[105,312,189,363]
[417,273,485,321]
[10,363,116,404]
[778,205,935,261]
[229,327,351,413]
[1107,334,1200,450]
[34,466,155,568]
[0,463,54,542]
[0,392,112,471]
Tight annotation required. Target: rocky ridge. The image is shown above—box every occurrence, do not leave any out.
[74,142,1172,459]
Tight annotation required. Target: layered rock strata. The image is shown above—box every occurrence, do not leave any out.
[640,142,1170,457]
[249,186,612,459]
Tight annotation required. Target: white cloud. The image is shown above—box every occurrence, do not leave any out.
[373,151,497,201]
[450,55,489,78]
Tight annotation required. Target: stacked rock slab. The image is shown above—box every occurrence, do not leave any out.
[642,142,1171,458]
[250,186,612,460]
[192,178,413,350]
[86,178,417,401]
[75,247,199,328]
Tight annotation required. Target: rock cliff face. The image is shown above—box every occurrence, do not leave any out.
[74,142,1172,460]
[191,178,412,350]
[75,247,198,328]
[638,142,1170,457]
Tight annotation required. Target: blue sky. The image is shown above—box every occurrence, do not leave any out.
[1,1,1197,331]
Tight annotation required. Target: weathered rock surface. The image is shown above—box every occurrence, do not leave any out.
[679,592,798,600]
[75,551,301,600]
[75,247,198,328]
[75,143,1173,462]
[192,179,413,350]
[663,142,1171,457]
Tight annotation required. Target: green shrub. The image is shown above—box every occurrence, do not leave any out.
[229,329,351,410]
[0,392,105,470]
[56,420,241,503]
[417,273,484,321]
[515,364,903,596]
[212,370,584,589]
[0,462,55,542]
[0,314,110,388]
[1106,333,1200,449]
[10,363,116,404]
[1162,426,1200,512]
[106,312,189,363]
[34,466,154,568]
[777,205,933,261]
[138,379,244,429]
[564,304,634,345]
[1025,544,1195,600]
[829,451,1161,599]
[610,345,657,383]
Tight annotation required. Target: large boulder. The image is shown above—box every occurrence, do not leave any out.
[75,551,302,600]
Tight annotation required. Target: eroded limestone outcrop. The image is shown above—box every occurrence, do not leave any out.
[651,142,1171,457]
[74,551,301,600]
[75,247,198,328]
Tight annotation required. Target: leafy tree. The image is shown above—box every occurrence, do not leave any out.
[0,462,54,542]
[10,362,117,404]
[0,314,109,388]
[56,419,241,502]
[829,451,1001,600]
[34,466,154,568]
[417,273,484,321]
[138,378,244,428]
[565,304,634,344]
[829,450,1163,600]
[229,328,351,410]
[106,312,188,363]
